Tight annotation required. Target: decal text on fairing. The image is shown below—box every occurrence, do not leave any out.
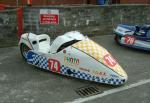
[92,70,107,76]
[79,68,90,72]
[64,56,80,65]
[110,74,119,78]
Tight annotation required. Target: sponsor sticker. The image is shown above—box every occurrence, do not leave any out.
[64,56,80,65]
[79,68,90,72]
[110,74,119,78]
[92,70,107,76]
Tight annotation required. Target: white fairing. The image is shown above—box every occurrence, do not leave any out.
[19,33,50,53]
[114,26,134,35]
[19,31,85,54]
[19,31,128,85]
[28,33,50,53]
[114,25,150,49]
[19,33,32,49]
[50,31,85,53]
[47,46,125,80]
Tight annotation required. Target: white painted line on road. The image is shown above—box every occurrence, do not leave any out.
[65,79,150,103]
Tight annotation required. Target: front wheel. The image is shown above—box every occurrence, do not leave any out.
[20,44,30,61]
[114,35,122,45]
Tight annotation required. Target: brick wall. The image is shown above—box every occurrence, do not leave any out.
[0,4,150,47]
[0,0,97,6]
[120,0,150,4]
[45,0,86,5]
[0,0,150,6]
[0,0,17,6]
[0,8,18,47]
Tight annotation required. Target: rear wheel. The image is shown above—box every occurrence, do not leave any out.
[20,44,30,61]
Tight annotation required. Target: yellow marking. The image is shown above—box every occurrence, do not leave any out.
[73,39,127,77]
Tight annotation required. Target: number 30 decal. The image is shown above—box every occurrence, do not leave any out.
[48,59,61,73]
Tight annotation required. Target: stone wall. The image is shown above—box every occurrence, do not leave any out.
[0,4,150,47]
[23,5,150,38]
[0,8,18,47]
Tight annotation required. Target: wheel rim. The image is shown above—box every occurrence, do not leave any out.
[115,35,121,44]
[21,44,30,59]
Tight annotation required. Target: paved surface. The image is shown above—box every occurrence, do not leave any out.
[0,35,150,103]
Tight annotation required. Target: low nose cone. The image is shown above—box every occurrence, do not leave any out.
[73,39,128,82]
[103,53,128,80]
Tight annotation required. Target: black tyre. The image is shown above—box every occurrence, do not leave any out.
[20,44,30,61]
[114,35,122,45]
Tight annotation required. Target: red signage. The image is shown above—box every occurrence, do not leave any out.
[40,9,59,25]
[40,14,58,25]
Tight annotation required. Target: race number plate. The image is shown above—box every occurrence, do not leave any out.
[124,36,135,45]
[48,59,61,73]
[103,54,117,67]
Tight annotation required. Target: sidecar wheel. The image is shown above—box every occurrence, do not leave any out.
[20,44,30,61]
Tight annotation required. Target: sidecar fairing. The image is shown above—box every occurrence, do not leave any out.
[19,31,128,85]
[114,24,150,51]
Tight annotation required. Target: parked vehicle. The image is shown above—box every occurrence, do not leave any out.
[114,24,150,51]
[19,31,128,85]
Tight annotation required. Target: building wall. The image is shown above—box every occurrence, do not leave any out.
[0,4,150,47]
[0,0,97,6]
[32,0,86,6]
[0,0,17,6]
[120,0,150,4]
[23,5,150,38]
[0,0,150,6]
[0,8,18,47]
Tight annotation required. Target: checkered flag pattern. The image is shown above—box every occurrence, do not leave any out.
[73,39,127,78]
[61,65,125,85]
[73,39,108,62]
[27,52,49,70]
[26,52,125,85]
